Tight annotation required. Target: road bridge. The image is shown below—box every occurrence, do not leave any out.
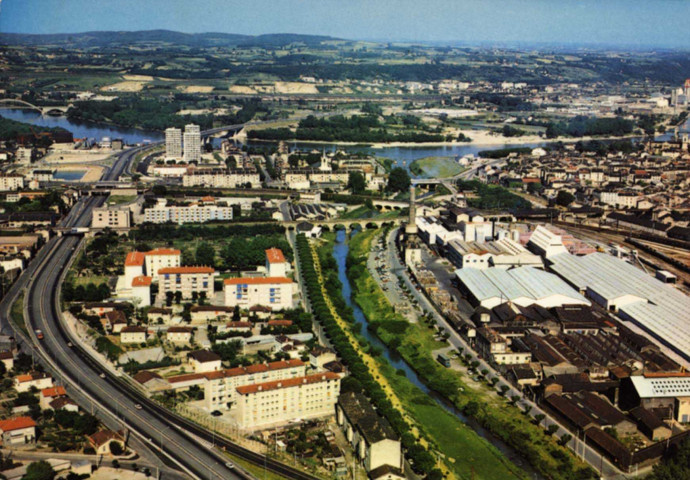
[0,98,72,115]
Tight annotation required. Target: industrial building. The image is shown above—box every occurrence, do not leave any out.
[548,252,690,363]
[446,237,542,270]
[455,266,590,309]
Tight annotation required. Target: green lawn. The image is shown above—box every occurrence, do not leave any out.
[107,195,137,205]
[10,292,27,335]
[410,156,466,178]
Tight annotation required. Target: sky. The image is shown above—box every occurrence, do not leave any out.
[1,0,689,48]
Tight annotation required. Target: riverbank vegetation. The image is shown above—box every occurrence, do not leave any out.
[346,228,597,480]
[249,114,450,143]
[455,179,532,210]
[410,156,466,178]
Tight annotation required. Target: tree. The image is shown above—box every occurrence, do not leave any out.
[556,190,575,207]
[152,185,167,196]
[386,167,411,193]
[534,413,546,425]
[232,305,241,322]
[195,242,215,267]
[110,441,124,456]
[347,172,366,194]
[559,433,572,446]
[24,461,56,480]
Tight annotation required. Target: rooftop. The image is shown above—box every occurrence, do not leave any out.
[235,372,339,395]
[0,416,36,432]
[224,276,292,285]
[265,248,286,264]
[159,266,214,274]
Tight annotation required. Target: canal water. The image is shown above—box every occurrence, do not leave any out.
[332,229,544,479]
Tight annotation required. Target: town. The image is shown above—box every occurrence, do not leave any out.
[0,3,689,480]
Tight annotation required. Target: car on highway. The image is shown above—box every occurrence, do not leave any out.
[134,404,143,410]
[225,462,235,469]
[99,373,106,379]
[35,329,43,340]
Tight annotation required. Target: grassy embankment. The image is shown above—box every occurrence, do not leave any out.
[346,229,598,480]
[10,292,28,335]
[409,156,467,178]
[316,232,527,480]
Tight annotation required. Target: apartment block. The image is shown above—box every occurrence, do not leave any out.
[233,372,340,431]
[165,127,182,160]
[224,277,295,310]
[144,202,233,224]
[204,359,306,411]
[92,206,131,229]
[0,174,25,191]
[159,266,215,299]
[183,124,201,163]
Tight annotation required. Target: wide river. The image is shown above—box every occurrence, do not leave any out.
[2,109,548,175]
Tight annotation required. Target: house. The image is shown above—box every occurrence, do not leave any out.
[296,221,322,238]
[120,326,147,344]
[133,371,170,393]
[310,346,337,370]
[83,302,123,317]
[0,416,36,447]
[14,372,53,393]
[131,275,152,307]
[225,321,253,333]
[336,391,403,475]
[167,326,193,344]
[190,305,235,323]
[88,430,125,456]
[147,307,173,324]
[187,350,222,373]
[48,397,79,412]
[104,310,127,333]
[39,386,67,410]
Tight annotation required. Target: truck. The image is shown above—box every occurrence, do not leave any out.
[437,352,451,368]
[35,329,44,340]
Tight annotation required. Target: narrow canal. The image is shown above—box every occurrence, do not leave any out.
[332,229,545,479]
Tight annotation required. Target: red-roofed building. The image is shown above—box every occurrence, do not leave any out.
[265,248,288,277]
[0,416,36,446]
[233,373,340,430]
[224,277,295,311]
[131,275,153,307]
[124,252,146,287]
[14,372,53,393]
[204,359,306,411]
[159,266,214,300]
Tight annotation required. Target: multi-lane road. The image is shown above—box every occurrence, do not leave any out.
[0,136,323,480]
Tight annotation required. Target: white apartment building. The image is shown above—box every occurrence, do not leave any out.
[165,127,182,160]
[15,147,33,165]
[144,202,233,224]
[265,248,289,277]
[183,124,201,163]
[92,206,131,229]
[144,248,181,282]
[182,170,261,188]
[151,165,189,177]
[0,174,25,191]
[224,277,295,310]
[131,275,152,307]
[233,372,340,431]
[204,359,306,411]
[159,266,215,300]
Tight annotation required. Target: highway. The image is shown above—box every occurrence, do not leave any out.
[1,140,324,480]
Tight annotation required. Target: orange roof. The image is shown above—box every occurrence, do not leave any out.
[159,266,214,275]
[643,371,690,378]
[203,359,304,381]
[146,248,181,256]
[41,386,67,398]
[125,252,146,267]
[265,248,286,264]
[0,416,36,432]
[15,374,32,383]
[167,373,206,384]
[201,196,215,202]
[132,275,153,287]
[224,276,292,285]
[236,372,339,395]
[267,320,293,326]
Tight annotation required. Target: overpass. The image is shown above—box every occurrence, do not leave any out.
[0,98,72,115]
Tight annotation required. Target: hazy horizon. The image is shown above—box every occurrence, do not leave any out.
[1,0,689,49]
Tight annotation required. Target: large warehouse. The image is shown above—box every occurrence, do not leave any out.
[455,266,590,309]
[548,252,690,363]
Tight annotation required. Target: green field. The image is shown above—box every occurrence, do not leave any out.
[410,156,466,178]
